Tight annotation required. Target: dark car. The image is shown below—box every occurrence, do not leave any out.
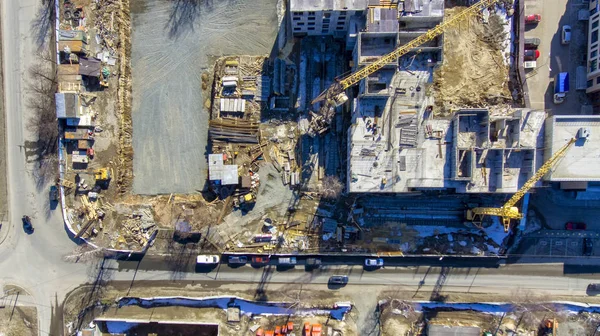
[22,216,33,233]
[524,37,541,49]
[566,222,586,230]
[584,238,593,256]
[49,185,58,202]
[587,283,600,295]
[228,256,248,264]
[251,256,270,264]
[524,49,540,61]
[329,275,349,285]
[525,14,541,24]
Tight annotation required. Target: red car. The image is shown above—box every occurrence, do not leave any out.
[524,49,540,61]
[251,256,270,264]
[525,14,541,24]
[566,222,587,230]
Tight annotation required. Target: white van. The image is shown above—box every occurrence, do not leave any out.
[196,255,220,264]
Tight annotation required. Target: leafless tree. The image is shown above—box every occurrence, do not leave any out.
[319,175,343,199]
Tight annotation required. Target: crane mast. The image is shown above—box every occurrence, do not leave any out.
[467,138,576,232]
[308,0,500,135]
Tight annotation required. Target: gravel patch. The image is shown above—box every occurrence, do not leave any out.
[130,0,279,194]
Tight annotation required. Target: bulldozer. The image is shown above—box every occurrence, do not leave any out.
[94,168,111,181]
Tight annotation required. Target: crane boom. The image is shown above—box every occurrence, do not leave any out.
[308,0,499,134]
[468,138,576,231]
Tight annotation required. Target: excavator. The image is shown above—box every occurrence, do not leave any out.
[466,137,577,232]
[308,0,500,135]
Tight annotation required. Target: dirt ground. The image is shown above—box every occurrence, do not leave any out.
[63,282,356,336]
[433,7,512,117]
[129,0,280,195]
[0,306,38,336]
[378,289,600,336]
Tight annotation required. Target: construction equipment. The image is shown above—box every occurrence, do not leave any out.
[93,168,111,181]
[58,178,75,189]
[466,138,576,232]
[308,0,499,135]
[539,318,557,336]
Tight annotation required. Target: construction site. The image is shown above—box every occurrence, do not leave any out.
[50,0,600,256]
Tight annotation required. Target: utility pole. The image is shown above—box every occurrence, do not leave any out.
[9,291,20,321]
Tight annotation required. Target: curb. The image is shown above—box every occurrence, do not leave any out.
[0,220,10,246]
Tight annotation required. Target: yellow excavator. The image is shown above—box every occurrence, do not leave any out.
[466,137,576,232]
[309,0,500,134]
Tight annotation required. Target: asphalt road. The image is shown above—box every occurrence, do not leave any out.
[524,0,589,112]
[0,0,90,335]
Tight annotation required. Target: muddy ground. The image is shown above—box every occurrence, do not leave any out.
[0,306,38,336]
[130,0,280,194]
[63,281,357,336]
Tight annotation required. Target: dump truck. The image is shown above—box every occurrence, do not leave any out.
[553,72,569,104]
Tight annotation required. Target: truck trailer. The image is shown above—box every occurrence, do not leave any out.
[553,72,569,104]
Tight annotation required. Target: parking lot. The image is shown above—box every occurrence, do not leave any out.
[516,230,600,257]
[523,0,591,114]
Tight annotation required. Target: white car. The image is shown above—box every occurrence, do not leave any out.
[196,255,220,264]
[561,25,571,45]
[365,258,384,267]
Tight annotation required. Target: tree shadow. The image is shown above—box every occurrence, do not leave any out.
[165,0,210,39]
[30,0,56,50]
[25,52,59,193]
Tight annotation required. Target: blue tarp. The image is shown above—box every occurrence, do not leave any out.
[555,72,569,93]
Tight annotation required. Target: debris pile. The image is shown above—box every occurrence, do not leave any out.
[433,8,512,116]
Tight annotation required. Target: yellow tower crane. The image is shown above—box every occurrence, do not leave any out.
[466,138,576,232]
[309,0,500,133]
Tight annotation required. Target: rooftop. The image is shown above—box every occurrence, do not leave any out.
[366,7,399,32]
[399,0,444,18]
[348,52,440,193]
[290,0,368,11]
[544,115,600,181]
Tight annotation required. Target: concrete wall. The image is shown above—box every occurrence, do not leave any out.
[291,9,362,36]
[588,0,600,93]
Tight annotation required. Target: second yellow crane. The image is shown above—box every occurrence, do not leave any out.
[466,137,576,232]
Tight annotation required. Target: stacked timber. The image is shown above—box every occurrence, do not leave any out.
[209,118,260,143]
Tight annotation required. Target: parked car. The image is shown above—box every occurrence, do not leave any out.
[584,238,593,256]
[524,49,540,61]
[525,14,541,24]
[329,275,349,285]
[196,255,220,264]
[22,215,33,233]
[365,258,384,267]
[228,256,248,264]
[306,258,322,267]
[251,256,270,264]
[49,185,58,202]
[524,37,541,49]
[523,61,537,70]
[278,257,297,265]
[587,283,600,295]
[562,25,572,45]
[565,222,586,230]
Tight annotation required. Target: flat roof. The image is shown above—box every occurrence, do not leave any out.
[290,0,368,11]
[545,116,600,181]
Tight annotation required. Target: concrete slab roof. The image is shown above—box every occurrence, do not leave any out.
[545,116,600,181]
[290,0,368,11]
